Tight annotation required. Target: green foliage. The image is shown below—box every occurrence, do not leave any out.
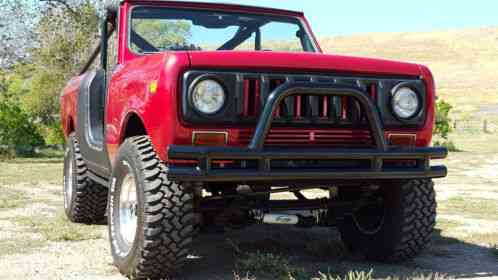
[434,100,453,140]
[1,2,101,151]
[131,19,192,52]
[0,97,44,157]
[44,122,65,145]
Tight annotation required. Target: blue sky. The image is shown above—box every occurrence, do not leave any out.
[217,0,498,36]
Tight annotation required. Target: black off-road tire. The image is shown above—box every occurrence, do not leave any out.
[63,133,108,224]
[109,136,196,279]
[338,179,436,262]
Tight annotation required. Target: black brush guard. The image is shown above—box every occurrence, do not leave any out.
[168,83,447,183]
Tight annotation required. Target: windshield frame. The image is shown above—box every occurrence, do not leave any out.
[127,5,320,55]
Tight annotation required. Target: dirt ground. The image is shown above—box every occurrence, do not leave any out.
[0,152,497,280]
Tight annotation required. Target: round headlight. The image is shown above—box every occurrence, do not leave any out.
[191,79,226,115]
[392,86,420,119]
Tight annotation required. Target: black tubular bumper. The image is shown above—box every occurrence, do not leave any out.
[168,82,448,183]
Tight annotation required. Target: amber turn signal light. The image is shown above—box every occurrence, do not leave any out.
[388,134,416,147]
[192,131,228,146]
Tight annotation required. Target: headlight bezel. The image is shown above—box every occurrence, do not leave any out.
[188,75,227,116]
[390,82,423,121]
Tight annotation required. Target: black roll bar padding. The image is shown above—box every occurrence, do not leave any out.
[79,14,116,75]
[248,82,388,152]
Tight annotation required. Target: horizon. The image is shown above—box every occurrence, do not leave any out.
[210,0,498,36]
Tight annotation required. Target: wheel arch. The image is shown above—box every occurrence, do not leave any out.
[63,115,76,138]
[120,112,148,144]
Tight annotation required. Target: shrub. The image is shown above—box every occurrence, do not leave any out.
[434,100,453,140]
[43,121,65,145]
[0,98,44,157]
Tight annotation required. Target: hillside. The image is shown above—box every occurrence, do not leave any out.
[320,27,498,118]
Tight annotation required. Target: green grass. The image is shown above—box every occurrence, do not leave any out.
[0,187,28,209]
[438,197,498,220]
[15,211,103,242]
[34,147,65,158]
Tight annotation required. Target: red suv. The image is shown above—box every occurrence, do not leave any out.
[60,1,447,279]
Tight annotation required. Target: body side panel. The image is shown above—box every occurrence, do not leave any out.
[61,75,85,138]
[105,52,191,164]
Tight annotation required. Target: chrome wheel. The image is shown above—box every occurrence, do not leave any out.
[63,152,73,209]
[118,171,138,252]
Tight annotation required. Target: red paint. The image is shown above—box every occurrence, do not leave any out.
[341,97,348,120]
[296,96,302,118]
[370,84,377,100]
[60,1,436,168]
[322,96,329,118]
[188,52,422,77]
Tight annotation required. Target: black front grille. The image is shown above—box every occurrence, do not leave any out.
[238,74,378,127]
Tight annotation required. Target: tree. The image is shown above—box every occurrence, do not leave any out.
[0,77,44,156]
[131,19,192,52]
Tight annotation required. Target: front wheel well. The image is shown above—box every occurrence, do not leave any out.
[122,114,147,142]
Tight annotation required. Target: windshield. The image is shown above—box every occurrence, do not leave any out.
[129,7,317,53]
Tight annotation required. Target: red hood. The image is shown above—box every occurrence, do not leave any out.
[187,51,422,77]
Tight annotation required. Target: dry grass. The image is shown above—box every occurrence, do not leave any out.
[15,210,103,242]
[321,27,498,120]
[0,187,27,209]
[438,197,498,220]
[0,159,62,186]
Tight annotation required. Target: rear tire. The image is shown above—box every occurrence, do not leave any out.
[109,136,196,279]
[63,133,108,224]
[338,179,436,262]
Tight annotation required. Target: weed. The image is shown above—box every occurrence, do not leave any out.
[313,270,373,280]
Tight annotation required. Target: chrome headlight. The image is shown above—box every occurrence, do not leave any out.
[391,86,420,119]
[191,79,226,115]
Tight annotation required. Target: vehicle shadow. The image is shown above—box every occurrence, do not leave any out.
[179,225,498,280]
